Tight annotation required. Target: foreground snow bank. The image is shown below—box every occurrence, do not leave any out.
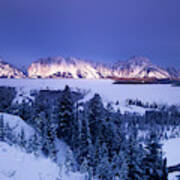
[164,138,180,180]
[0,142,85,180]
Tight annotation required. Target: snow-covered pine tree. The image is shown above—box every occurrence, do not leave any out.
[26,133,41,156]
[4,122,15,145]
[95,142,112,180]
[87,93,104,145]
[143,130,167,180]
[57,85,75,147]
[85,107,95,176]
[35,112,46,136]
[17,99,32,123]
[72,100,81,152]
[65,148,77,175]
[80,158,89,174]
[18,128,26,148]
[48,124,58,162]
[0,115,4,141]
[126,130,145,180]
[111,150,128,180]
[103,109,120,157]
[118,151,129,180]
[77,114,89,165]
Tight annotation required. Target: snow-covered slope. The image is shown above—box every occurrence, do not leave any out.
[0,113,34,139]
[166,67,180,79]
[0,60,25,79]
[164,138,180,180]
[28,56,172,79]
[0,142,85,180]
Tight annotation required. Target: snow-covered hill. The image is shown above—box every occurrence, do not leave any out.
[0,113,34,139]
[0,113,85,180]
[0,60,25,79]
[0,142,85,180]
[28,56,174,79]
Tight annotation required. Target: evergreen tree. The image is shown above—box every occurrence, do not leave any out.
[19,128,26,148]
[35,112,46,136]
[57,85,75,147]
[126,130,144,180]
[4,122,15,145]
[143,130,167,180]
[95,142,112,180]
[0,115,4,141]
[47,123,58,162]
[27,133,41,156]
[88,93,104,144]
[65,149,77,175]
[17,99,32,123]
[78,116,89,164]
[110,149,129,180]
[118,151,129,180]
[80,158,89,174]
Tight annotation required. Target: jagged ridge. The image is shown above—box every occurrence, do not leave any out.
[27,56,175,79]
[0,56,179,79]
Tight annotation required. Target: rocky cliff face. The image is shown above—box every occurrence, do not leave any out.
[27,56,172,79]
[0,59,25,78]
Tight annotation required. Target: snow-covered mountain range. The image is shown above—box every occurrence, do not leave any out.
[0,56,180,79]
[27,56,178,79]
[0,59,25,79]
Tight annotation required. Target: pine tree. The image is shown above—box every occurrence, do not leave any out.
[18,128,26,148]
[0,115,4,141]
[78,116,89,164]
[143,130,167,180]
[35,112,46,137]
[27,133,41,156]
[126,130,144,180]
[4,122,14,145]
[119,152,129,180]
[57,85,75,147]
[95,143,111,180]
[85,107,95,176]
[88,93,104,144]
[65,149,77,175]
[18,99,32,123]
[80,158,89,174]
[48,124,58,162]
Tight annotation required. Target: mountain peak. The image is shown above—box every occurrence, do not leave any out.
[0,59,25,78]
[127,56,151,66]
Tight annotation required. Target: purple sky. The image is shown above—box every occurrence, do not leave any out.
[0,0,180,68]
